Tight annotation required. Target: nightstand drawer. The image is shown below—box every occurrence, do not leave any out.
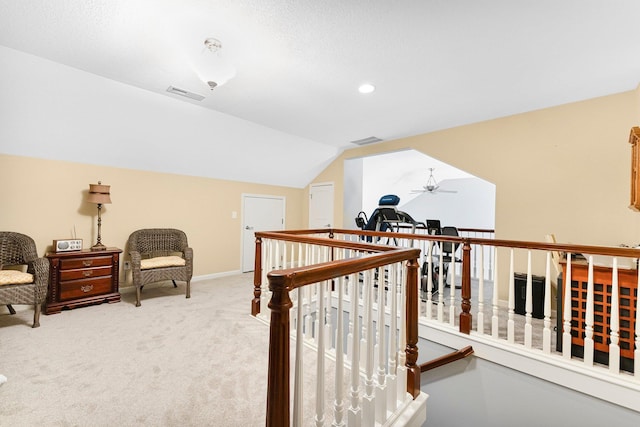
[60,276,112,300]
[60,255,113,270]
[60,266,112,281]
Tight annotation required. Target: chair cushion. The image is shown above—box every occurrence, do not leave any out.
[0,270,34,285]
[140,256,186,270]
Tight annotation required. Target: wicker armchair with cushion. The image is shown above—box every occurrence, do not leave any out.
[127,228,193,307]
[0,232,49,327]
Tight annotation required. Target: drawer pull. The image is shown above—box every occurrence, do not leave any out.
[83,271,93,277]
[82,260,93,267]
[80,285,94,293]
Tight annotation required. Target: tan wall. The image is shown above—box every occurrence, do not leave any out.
[310,89,640,247]
[0,154,304,287]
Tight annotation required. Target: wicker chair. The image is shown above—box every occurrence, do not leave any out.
[127,228,193,307]
[0,232,49,327]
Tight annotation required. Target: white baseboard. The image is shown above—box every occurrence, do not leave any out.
[192,270,242,282]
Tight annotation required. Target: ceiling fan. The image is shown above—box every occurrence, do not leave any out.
[411,168,458,194]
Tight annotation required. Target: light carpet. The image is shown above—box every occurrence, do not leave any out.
[0,273,282,426]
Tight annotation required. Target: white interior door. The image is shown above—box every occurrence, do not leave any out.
[309,182,334,228]
[242,195,285,272]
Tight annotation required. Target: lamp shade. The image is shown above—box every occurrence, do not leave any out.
[87,182,112,204]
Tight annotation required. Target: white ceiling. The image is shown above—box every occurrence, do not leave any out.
[2,1,640,183]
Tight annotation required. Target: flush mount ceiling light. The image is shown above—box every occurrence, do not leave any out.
[199,37,237,90]
[358,83,376,94]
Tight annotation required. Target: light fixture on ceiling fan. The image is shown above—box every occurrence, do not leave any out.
[411,168,457,194]
[199,37,237,90]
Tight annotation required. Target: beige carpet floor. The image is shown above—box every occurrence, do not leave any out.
[0,273,278,426]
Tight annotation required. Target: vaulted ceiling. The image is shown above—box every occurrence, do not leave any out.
[2,1,640,187]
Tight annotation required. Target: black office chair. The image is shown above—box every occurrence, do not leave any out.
[426,219,442,235]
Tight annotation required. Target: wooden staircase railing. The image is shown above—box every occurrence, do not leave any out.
[254,232,422,426]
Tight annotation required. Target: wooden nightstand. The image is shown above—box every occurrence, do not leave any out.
[45,248,122,314]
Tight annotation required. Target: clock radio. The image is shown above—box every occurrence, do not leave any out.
[53,239,83,252]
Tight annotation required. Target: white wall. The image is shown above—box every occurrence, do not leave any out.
[343,157,364,229]
[401,177,496,229]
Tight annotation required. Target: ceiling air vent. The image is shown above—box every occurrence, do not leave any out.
[350,136,383,146]
[166,86,205,101]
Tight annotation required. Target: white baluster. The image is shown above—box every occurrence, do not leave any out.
[333,276,346,427]
[492,246,500,338]
[488,242,494,281]
[584,256,595,366]
[348,273,362,426]
[324,247,333,349]
[524,250,533,348]
[562,254,573,360]
[609,257,620,374]
[437,242,445,322]
[386,263,398,412]
[396,263,408,404]
[260,239,271,320]
[425,240,434,320]
[449,254,456,327]
[477,244,485,334]
[543,252,552,353]
[375,266,387,423]
[362,269,376,426]
[293,283,305,426]
[304,245,312,342]
[315,280,326,426]
[507,249,515,344]
[360,269,370,371]
[472,234,477,279]
[282,241,287,269]
[275,240,280,270]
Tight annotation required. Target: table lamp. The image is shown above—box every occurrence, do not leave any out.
[87,181,111,251]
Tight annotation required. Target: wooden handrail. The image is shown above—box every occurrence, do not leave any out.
[266,248,420,290]
[420,346,474,372]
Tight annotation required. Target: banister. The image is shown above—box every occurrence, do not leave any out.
[420,346,475,372]
[257,228,640,423]
[264,246,421,426]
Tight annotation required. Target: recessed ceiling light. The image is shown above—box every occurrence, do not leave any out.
[358,83,375,94]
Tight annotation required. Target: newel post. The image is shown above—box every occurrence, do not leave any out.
[459,239,472,334]
[405,257,421,398]
[251,236,262,316]
[265,274,292,427]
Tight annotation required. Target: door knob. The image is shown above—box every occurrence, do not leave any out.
[245,226,254,230]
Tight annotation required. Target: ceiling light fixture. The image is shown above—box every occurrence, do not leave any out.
[199,37,237,90]
[358,83,376,94]
[410,168,458,194]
